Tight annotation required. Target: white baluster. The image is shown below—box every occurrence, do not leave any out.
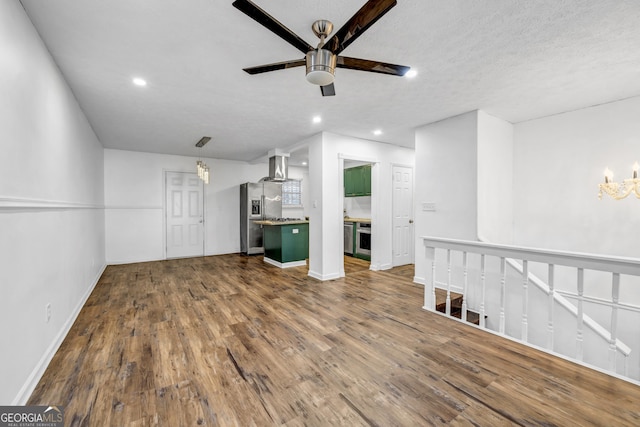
[609,273,620,372]
[432,256,437,311]
[462,251,468,322]
[480,254,486,328]
[547,264,555,351]
[522,260,529,343]
[499,257,506,334]
[576,268,584,361]
[446,249,452,316]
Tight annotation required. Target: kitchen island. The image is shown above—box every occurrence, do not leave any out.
[254,220,309,268]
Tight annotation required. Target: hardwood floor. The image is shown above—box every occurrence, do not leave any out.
[342,255,370,275]
[29,254,640,426]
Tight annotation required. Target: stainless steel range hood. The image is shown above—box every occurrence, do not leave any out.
[268,155,288,181]
[261,149,289,182]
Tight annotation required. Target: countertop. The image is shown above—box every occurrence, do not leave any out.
[344,217,371,224]
[254,220,309,226]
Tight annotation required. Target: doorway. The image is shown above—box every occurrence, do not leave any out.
[392,165,414,266]
[342,159,374,275]
[165,171,204,259]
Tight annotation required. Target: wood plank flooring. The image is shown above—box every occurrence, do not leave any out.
[28,254,640,426]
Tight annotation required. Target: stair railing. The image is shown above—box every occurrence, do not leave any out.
[503,256,632,368]
[422,236,640,382]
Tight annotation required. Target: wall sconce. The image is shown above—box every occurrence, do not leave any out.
[598,162,639,200]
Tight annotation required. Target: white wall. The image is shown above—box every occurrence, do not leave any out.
[513,96,640,259]
[477,111,514,244]
[307,132,414,280]
[344,196,371,219]
[104,149,271,263]
[307,133,331,279]
[512,95,640,322]
[0,0,105,404]
[414,102,640,289]
[414,111,479,283]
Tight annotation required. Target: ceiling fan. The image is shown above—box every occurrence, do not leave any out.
[232,0,411,96]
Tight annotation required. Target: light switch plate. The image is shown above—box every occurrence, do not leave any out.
[422,202,436,211]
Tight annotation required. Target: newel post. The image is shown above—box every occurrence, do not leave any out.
[423,244,436,311]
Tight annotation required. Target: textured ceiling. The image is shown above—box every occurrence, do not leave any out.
[20,0,640,164]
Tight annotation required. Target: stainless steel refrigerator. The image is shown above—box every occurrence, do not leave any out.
[240,182,282,254]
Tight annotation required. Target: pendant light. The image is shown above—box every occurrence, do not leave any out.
[196,137,211,184]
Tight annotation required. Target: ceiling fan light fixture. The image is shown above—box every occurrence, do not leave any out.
[234,0,409,96]
[305,49,337,86]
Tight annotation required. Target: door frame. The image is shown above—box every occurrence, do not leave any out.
[338,153,379,275]
[162,170,206,259]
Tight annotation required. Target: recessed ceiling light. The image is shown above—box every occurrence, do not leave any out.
[404,69,418,79]
[132,77,147,86]
[302,161,308,166]
[312,116,322,124]
[373,129,382,136]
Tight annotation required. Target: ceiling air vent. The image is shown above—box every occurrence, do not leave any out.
[195,136,211,147]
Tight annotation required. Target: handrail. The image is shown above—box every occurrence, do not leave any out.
[423,236,640,275]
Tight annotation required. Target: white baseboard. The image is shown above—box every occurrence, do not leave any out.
[263,257,306,269]
[106,256,163,265]
[415,277,472,294]
[308,270,342,281]
[433,281,464,294]
[12,263,107,405]
[370,262,392,271]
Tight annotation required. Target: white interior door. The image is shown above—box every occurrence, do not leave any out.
[392,165,414,266]
[165,171,204,259]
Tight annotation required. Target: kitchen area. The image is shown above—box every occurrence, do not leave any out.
[240,156,373,271]
[343,162,372,263]
[240,153,309,268]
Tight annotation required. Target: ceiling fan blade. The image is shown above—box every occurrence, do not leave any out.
[337,56,410,76]
[232,0,314,54]
[320,83,336,96]
[322,0,397,55]
[243,59,305,75]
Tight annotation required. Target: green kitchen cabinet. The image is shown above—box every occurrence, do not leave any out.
[263,223,309,264]
[344,167,358,197]
[361,164,371,196]
[344,164,371,197]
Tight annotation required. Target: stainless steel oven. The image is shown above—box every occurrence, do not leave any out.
[356,222,371,256]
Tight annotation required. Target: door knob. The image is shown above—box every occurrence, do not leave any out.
[409,219,413,224]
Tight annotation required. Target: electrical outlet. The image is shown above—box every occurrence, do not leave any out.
[46,303,51,323]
